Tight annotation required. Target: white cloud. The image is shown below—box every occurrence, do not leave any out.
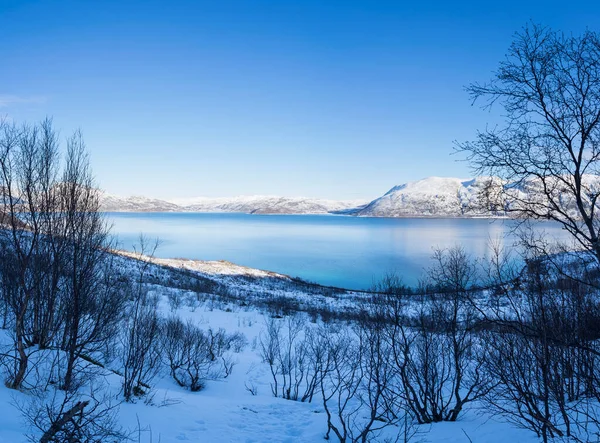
[0,95,47,108]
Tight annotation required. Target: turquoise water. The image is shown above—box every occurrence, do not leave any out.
[107,213,569,290]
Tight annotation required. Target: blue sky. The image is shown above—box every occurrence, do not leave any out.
[1,0,600,200]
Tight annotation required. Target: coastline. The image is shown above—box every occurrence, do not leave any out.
[102,210,511,219]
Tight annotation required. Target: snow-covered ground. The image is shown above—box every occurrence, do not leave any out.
[0,251,555,442]
[0,307,537,443]
[117,250,290,279]
[113,250,367,316]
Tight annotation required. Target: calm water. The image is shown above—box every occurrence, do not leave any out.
[107,213,569,290]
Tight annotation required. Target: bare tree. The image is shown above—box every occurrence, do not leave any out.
[19,379,127,443]
[319,326,365,443]
[392,248,490,424]
[319,322,413,443]
[0,119,60,389]
[475,243,600,442]
[0,119,126,395]
[259,316,319,402]
[0,118,130,443]
[120,236,161,402]
[57,131,126,392]
[457,23,600,263]
[161,316,242,391]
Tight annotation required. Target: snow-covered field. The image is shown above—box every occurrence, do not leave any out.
[0,252,563,442]
[0,308,536,443]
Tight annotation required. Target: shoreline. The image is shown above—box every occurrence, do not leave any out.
[103,210,511,220]
[113,248,373,294]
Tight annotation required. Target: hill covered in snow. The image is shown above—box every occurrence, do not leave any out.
[355,177,505,217]
[100,193,181,212]
[101,175,600,218]
[97,177,502,217]
[173,196,367,214]
[99,177,498,216]
[100,193,367,214]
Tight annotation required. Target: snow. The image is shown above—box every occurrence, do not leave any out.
[99,192,181,212]
[100,175,600,219]
[113,250,365,314]
[0,299,538,443]
[0,250,564,442]
[116,307,327,442]
[100,193,367,214]
[109,304,539,443]
[359,177,501,217]
[117,250,290,279]
[360,174,600,218]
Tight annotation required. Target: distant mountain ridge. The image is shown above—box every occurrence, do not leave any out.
[100,175,600,217]
[100,194,181,212]
[98,177,501,216]
[100,193,368,215]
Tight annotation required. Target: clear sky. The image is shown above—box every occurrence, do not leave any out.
[1,0,600,200]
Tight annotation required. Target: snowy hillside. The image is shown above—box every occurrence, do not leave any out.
[100,193,181,212]
[357,176,505,217]
[504,174,600,219]
[100,193,367,214]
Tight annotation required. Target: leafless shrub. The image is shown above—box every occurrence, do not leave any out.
[19,380,127,443]
[259,316,320,402]
[167,291,183,312]
[319,322,415,443]
[245,381,258,396]
[477,246,600,442]
[380,247,491,424]
[120,237,162,402]
[161,317,244,391]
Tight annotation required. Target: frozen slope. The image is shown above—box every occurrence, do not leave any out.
[358,176,503,217]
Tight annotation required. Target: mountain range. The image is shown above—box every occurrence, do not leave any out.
[100,193,367,214]
[100,176,510,217]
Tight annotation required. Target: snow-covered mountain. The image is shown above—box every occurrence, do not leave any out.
[100,193,367,214]
[356,175,600,218]
[356,177,504,217]
[101,175,600,218]
[98,177,505,217]
[100,194,181,212]
[502,174,600,219]
[181,196,367,214]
